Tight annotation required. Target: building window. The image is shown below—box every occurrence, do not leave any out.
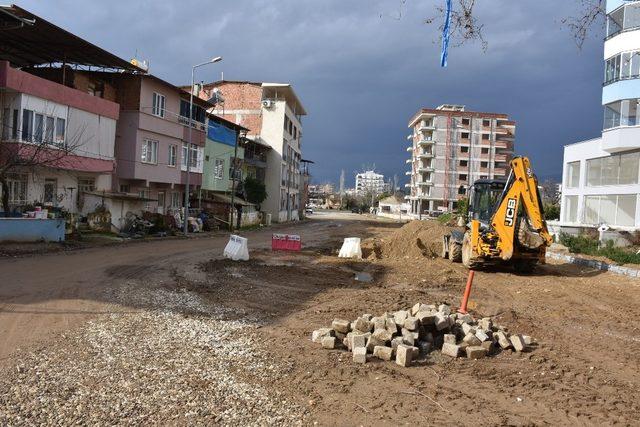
[565,161,581,188]
[11,109,18,140]
[170,192,181,209]
[607,3,640,39]
[1,108,9,140]
[460,146,469,153]
[460,160,468,167]
[168,144,177,167]
[480,161,488,168]
[6,173,27,205]
[22,109,34,142]
[179,100,205,124]
[461,132,469,139]
[563,195,579,223]
[458,186,466,195]
[586,152,639,186]
[33,113,44,143]
[603,98,640,129]
[481,147,489,154]
[482,134,490,140]
[459,174,467,181]
[462,118,470,125]
[43,178,57,205]
[605,51,640,85]
[55,118,66,145]
[45,116,54,143]
[152,92,166,118]
[78,177,95,193]
[139,190,151,211]
[182,143,198,169]
[214,159,224,179]
[119,184,130,193]
[483,119,491,127]
[584,194,636,226]
[141,139,159,164]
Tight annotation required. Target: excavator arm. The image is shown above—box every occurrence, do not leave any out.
[490,157,553,260]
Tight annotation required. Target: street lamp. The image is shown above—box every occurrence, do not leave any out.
[183,56,223,236]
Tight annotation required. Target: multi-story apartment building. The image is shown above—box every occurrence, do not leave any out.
[406,105,515,216]
[355,171,388,196]
[0,6,142,218]
[560,0,640,230]
[197,81,307,222]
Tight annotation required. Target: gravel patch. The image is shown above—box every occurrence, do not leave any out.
[0,284,306,426]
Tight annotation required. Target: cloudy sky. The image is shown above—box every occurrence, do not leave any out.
[19,0,604,186]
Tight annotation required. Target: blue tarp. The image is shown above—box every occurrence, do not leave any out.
[207,121,237,147]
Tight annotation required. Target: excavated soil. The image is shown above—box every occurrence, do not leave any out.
[361,219,459,260]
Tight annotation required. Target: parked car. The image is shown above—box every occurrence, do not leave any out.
[351,207,362,214]
[305,206,314,214]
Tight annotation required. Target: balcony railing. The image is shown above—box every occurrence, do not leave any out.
[418,152,434,159]
[178,115,205,131]
[418,139,435,146]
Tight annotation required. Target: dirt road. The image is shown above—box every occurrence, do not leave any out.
[2,212,640,425]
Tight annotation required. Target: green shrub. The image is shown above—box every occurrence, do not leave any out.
[543,203,560,220]
[559,232,640,265]
[437,213,453,224]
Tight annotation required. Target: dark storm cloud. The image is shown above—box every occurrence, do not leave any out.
[19,0,603,185]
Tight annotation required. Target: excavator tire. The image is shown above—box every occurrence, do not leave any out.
[462,231,483,270]
[449,240,462,263]
[441,236,449,259]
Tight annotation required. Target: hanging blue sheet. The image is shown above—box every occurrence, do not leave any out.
[440,0,452,67]
[207,121,237,147]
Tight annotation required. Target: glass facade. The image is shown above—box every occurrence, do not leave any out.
[603,99,640,129]
[586,152,640,186]
[583,194,636,226]
[607,3,640,38]
[605,51,640,85]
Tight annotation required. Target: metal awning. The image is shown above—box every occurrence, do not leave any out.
[82,191,157,202]
[203,193,254,207]
[0,5,143,72]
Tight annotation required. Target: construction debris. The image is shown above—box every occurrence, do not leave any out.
[312,302,533,367]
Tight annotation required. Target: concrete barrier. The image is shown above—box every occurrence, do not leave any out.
[338,237,362,259]
[223,234,250,261]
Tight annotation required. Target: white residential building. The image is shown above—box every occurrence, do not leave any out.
[560,0,640,229]
[355,171,388,196]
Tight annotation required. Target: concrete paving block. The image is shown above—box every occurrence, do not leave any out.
[443,334,457,345]
[321,336,337,349]
[354,317,373,333]
[332,319,351,334]
[372,316,386,331]
[461,323,475,335]
[401,329,415,346]
[466,345,488,359]
[438,304,452,315]
[523,335,533,345]
[463,333,482,346]
[352,334,367,350]
[373,345,394,361]
[441,343,461,358]
[312,328,334,343]
[385,317,399,335]
[415,311,436,325]
[411,303,428,315]
[395,344,417,367]
[475,330,490,343]
[391,336,404,352]
[495,331,511,349]
[403,317,419,331]
[394,310,410,326]
[481,340,493,353]
[458,313,473,323]
[510,334,526,352]
[434,313,450,331]
[478,318,493,331]
[353,347,367,364]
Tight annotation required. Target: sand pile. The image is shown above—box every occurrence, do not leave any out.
[362,220,457,260]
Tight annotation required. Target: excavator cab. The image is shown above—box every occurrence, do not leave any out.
[467,179,506,225]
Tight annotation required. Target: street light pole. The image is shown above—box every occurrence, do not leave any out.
[183,56,222,236]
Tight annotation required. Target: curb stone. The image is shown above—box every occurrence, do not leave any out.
[547,251,640,278]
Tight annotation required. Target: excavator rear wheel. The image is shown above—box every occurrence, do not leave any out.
[462,231,483,270]
[449,240,462,263]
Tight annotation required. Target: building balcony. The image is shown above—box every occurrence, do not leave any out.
[404,183,411,188]
[406,146,413,152]
[418,166,435,173]
[418,152,434,159]
[418,124,435,132]
[494,168,507,176]
[405,171,412,176]
[418,181,434,186]
[495,142,508,149]
[495,154,508,162]
[405,158,412,164]
[418,139,435,147]
[601,126,640,153]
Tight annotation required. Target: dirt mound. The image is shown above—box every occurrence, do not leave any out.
[362,220,456,260]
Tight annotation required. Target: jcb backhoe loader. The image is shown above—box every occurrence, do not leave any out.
[441,156,553,272]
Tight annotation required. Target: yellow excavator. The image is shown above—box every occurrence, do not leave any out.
[442,156,553,272]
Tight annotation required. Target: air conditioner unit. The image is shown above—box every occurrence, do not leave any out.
[262,99,274,109]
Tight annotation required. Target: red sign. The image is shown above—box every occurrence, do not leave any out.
[272,233,302,251]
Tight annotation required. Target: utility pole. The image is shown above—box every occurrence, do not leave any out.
[339,169,345,208]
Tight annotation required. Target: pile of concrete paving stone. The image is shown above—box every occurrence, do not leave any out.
[311,302,532,367]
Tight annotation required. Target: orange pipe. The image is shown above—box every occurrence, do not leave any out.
[458,270,475,314]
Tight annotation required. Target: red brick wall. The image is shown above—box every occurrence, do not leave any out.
[201,82,263,135]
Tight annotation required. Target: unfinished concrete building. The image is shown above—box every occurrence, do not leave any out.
[405,105,515,216]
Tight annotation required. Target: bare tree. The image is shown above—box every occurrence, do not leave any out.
[0,92,86,216]
[422,0,605,51]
